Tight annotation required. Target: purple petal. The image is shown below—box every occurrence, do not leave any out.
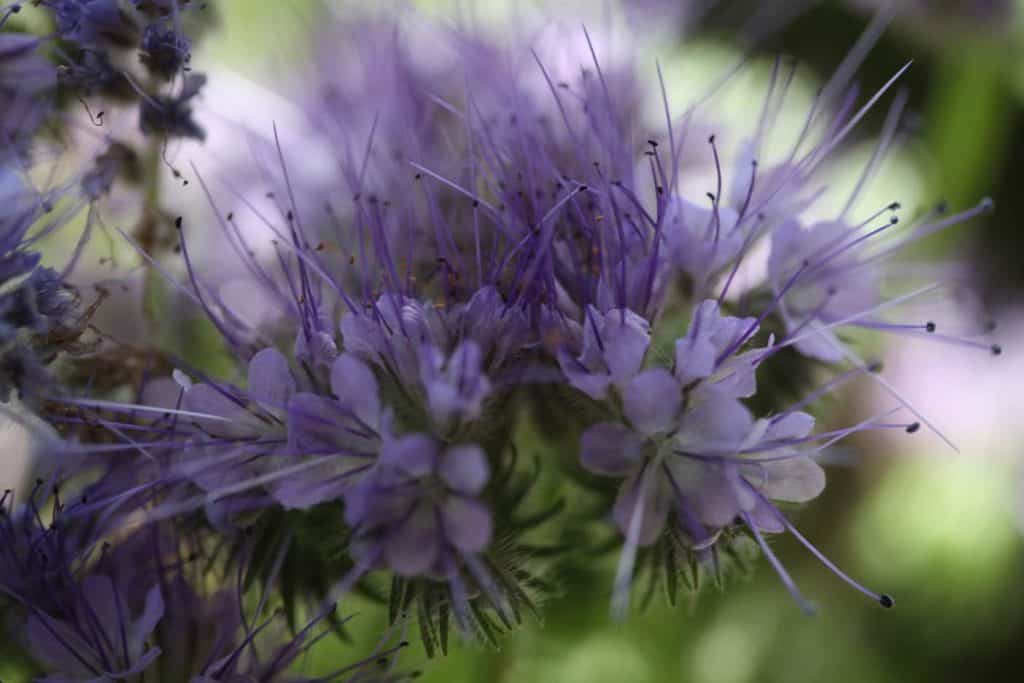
[746,496,786,533]
[580,422,644,477]
[558,348,612,400]
[385,504,441,576]
[677,394,752,449]
[379,433,439,479]
[438,444,490,494]
[330,353,381,428]
[792,325,845,363]
[711,348,761,399]
[182,384,255,437]
[130,585,165,647]
[600,308,651,384]
[669,459,749,528]
[247,347,295,410]
[612,471,671,547]
[675,333,716,385]
[756,457,826,503]
[287,393,372,456]
[767,412,816,441]
[622,369,681,435]
[441,495,493,553]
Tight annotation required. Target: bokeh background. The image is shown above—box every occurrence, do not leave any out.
[4,1,1024,681]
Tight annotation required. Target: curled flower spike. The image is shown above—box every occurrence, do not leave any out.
[10,4,1003,670]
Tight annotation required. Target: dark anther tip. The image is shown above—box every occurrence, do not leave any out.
[925,321,936,333]
[905,422,920,434]
[708,134,716,144]
[879,594,895,609]
[867,360,884,373]
[174,216,183,229]
[991,344,1003,356]
[888,202,901,211]
[980,197,995,212]
[647,139,658,147]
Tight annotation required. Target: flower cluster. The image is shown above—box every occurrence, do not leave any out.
[0,4,1004,680]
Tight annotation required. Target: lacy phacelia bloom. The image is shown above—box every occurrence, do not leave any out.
[25,7,1002,666]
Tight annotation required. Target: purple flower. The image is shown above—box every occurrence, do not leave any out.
[419,340,492,431]
[344,436,492,578]
[674,299,765,399]
[572,292,833,614]
[768,218,883,362]
[178,347,293,495]
[341,295,447,391]
[274,352,385,509]
[557,307,651,400]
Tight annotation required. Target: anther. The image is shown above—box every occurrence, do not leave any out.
[867,360,884,373]
[991,344,1003,356]
[905,422,920,434]
[925,321,936,333]
[174,216,183,230]
[878,594,895,608]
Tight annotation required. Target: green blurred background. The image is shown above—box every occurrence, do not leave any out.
[8,1,1024,681]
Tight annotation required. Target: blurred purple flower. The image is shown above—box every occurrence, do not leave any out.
[557,307,651,400]
[344,436,492,578]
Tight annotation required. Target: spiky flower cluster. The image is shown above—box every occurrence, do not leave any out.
[0,4,1003,680]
